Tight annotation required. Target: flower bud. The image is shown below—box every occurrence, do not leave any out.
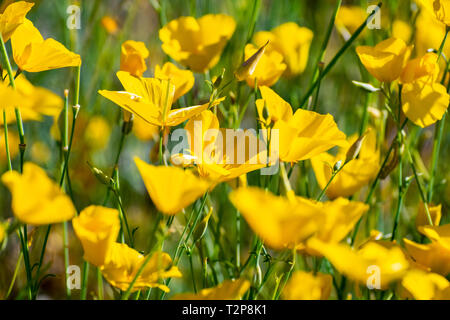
[345,130,369,163]
[235,40,269,81]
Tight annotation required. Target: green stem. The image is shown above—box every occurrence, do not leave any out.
[80,261,90,300]
[3,110,12,171]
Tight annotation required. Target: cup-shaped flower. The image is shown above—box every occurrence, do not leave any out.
[255,86,292,126]
[274,109,348,163]
[11,19,81,72]
[229,187,324,250]
[72,206,120,267]
[311,129,379,199]
[159,14,236,73]
[253,22,313,77]
[401,78,449,128]
[400,53,439,84]
[120,40,149,77]
[415,8,450,57]
[155,62,194,101]
[356,38,412,82]
[1,162,76,225]
[399,269,450,300]
[403,224,450,275]
[243,43,286,87]
[98,71,223,129]
[0,1,34,42]
[100,243,181,292]
[308,238,409,289]
[172,278,250,300]
[282,271,332,300]
[134,157,211,215]
[419,0,450,26]
[335,6,367,39]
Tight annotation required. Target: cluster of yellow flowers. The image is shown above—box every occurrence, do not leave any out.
[0,0,449,300]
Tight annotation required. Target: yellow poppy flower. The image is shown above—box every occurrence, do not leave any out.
[180,110,266,183]
[72,206,120,267]
[159,14,236,73]
[1,162,76,225]
[404,224,450,275]
[172,278,250,300]
[304,197,369,245]
[100,242,181,292]
[273,111,348,163]
[0,130,19,162]
[120,40,149,77]
[243,43,286,87]
[154,62,194,101]
[101,16,119,35]
[255,86,292,126]
[282,271,332,300]
[400,53,439,84]
[229,187,324,250]
[134,157,210,215]
[0,1,34,42]
[356,38,412,82]
[419,0,450,26]
[399,269,450,300]
[253,22,313,77]
[307,238,409,289]
[98,71,223,129]
[311,129,379,199]
[415,8,450,57]
[416,203,442,228]
[392,20,412,44]
[11,19,81,72]
[402,78,449,128]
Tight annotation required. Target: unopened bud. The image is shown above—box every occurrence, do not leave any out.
[345,130,370,163]
[235,40,269,81]
[213,68,225,88]
[64,89,69,98]
[193,208,213,243]
[380,143,399,179]
[87,162,115,189]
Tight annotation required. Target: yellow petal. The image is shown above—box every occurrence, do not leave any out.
[399,269,450,300]
[1,162,76,225]
[72,206,120,267]
[134,157,211,215]
[282,271,332,300]
[0,1,34,42]
[120,40,149,76]
[154,62,194,101]
[244,43,286,87]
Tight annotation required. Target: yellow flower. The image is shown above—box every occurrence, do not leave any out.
[101,16,119,35]
[399,269,450,300]
[402,78,449,128]
[255,86,292,126]
[307,238,409,289]
[253,22,313,77]
[404,224,450,275]
[305,198,369,244]
[273,112,348,163]
[0,130,19,163]
[282,271,332,300]
[335,6,367,37]
[134,157,211,215]
[415,8,450,57]
[154,62,194,101]
[72,206,120,267]
[311,129,379,199]
[235,40,268,81]
[400,53,439,84]
[172,279,250,300]
[419,0,450,26]
[1,162,76,225]
[159,14,236,73]
[392,20,412,44]
[416,203,442,228]
[229,187,324,250]
[100,242,181,292]
[98,71,223,129]
[132,117,159,141]
[84,116,111,150]
[120,40,149,77]
[180,110,266,183]
[0,78,24,119]
[0,1,34,42]
[11,19,81,72]
[243,43,286,87]
[356,38,412,82]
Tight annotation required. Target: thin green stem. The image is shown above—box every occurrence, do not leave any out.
[3,110,12,171]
